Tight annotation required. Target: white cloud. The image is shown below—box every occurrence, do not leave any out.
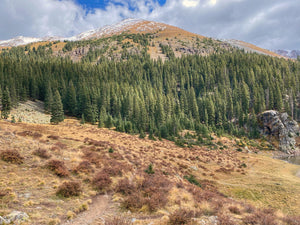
[182,0,200,7]
[0,0,299,49]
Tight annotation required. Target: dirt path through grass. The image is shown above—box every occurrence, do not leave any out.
[62,194,110,225]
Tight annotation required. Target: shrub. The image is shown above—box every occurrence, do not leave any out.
[282,215,300,225]
[102,165,122,177]
[217,213,236,225]
[47,135,59,140]
[56,181,82,197]
[122,174,171,212]
[108,148,114,153]
[184,174,201,187]
[73,161,94,174]
[0,150,24,164]
[46,160,69,177]
[115,178,135,195]
[122,192,144,210]
[82,150,101,165]
[92,171,112,191]
[105,216,131,225]
[168,209,194,224]
[144,164,155,174]
[228,206,241,215]
[242,211,277,225]
[33,148,51,159]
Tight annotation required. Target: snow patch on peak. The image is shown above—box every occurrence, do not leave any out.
[66,18,145,41]
[0,36,42,47]
[0,18,167,47]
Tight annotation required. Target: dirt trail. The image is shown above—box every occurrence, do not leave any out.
[62,195,111,225]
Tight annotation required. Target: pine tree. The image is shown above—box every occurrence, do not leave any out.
[65,81,77,116]
[1,88,11,119]
[50,90,64,124]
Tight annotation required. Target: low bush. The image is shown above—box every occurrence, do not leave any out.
[144,164,155,174]
[73,161,94,174]
[56,181,82,197]
[82,150,101,165]
[217,213,236,225]
[46,159,69,177]
[105,216,131,225]
[184,174,201,187]
[33,148,51,159]
[122,174,171,212]
[168,209,194,224]
[0,150,24,164]
[92,171,112,191]
[228,206,241,215]
[115,178,135,195]
[242,211,277,225]
[282,215,300,225]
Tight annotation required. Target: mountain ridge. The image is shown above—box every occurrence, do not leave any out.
[0,18,282,58]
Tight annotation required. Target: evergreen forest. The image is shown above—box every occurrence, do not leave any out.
[1,34,300,141]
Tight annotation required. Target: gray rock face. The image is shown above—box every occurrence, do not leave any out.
[258,110,300,155]
[0,211,29,224]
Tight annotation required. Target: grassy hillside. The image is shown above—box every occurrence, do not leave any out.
[0,107,299,224]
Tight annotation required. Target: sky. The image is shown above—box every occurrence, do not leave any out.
[0,0,299,50]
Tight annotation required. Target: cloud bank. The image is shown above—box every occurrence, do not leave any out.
[0,0,299,49]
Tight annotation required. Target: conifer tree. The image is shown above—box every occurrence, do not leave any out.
[1,88,11,119]
[50,90,64,124]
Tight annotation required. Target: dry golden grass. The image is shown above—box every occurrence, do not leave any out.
[0,118,299,224]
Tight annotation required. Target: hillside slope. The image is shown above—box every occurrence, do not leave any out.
[0,112,299,224]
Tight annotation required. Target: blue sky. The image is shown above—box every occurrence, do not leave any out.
[76,0,167,10]
[0,0,299,49]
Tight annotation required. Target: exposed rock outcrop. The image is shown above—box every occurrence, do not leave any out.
[0,211,29,224]
[258,110,300,155]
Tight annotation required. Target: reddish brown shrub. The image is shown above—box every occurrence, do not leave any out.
[47,135,59,140]
[0,150,24,164]
[243,204,255,213]
[46,160,69,177]
[54,142,67,149]
[282,215,300,225]
[56,181,82,197]
[122,192,144,211]
[33,148,51,159]
[105,216,131,225]
[228,206,241,215]
[18,131,42,138]
[168,209,194,224]
[217,213,236,225]
[92,171,112,191]
[0,190,7,198]
[242,211,277,225]
[73,161,94,174]
[82,150,101,165]
[102,165,122,177]
[146,191,168,212]
[115,178,135,195]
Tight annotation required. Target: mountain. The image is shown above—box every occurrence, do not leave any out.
[1,18,300,224]
[0,18,282,58]
[273,49,300,59]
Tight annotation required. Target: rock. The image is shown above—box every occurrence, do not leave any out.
[6,211,29,223]
[258,110,300,154]
[0,216,9,225]
[196,216,218,225]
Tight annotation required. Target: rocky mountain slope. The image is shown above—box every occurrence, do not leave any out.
[0,18,282,59]
[274,49,300,59]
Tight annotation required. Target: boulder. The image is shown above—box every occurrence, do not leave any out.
[258,110,300,155]
[5,211,29,224]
